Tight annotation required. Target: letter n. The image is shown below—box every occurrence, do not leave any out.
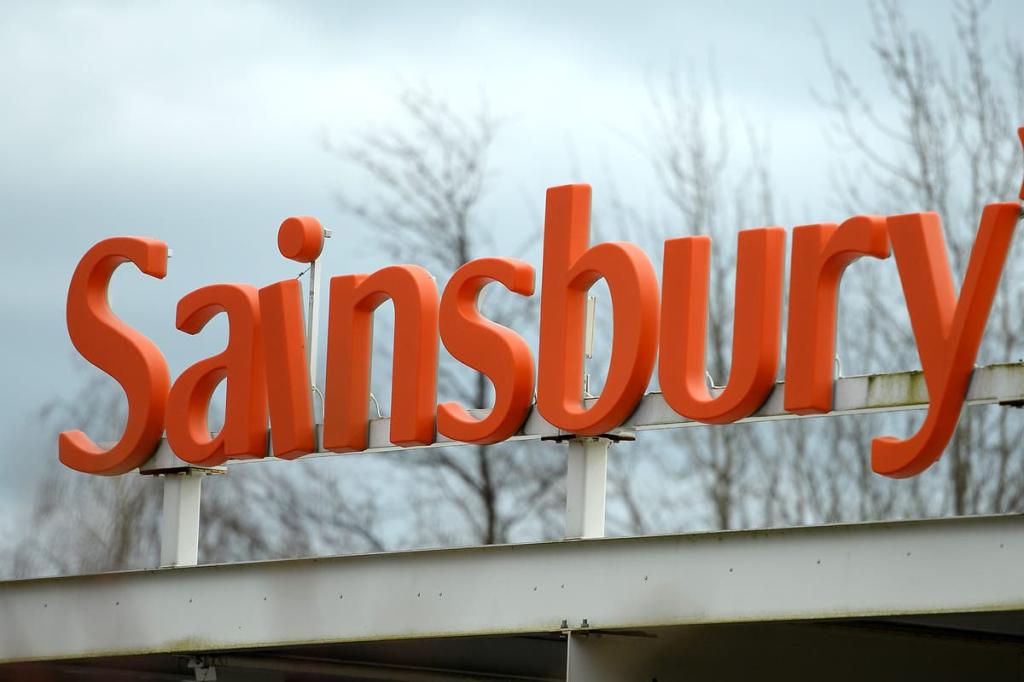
[322,266,439,451]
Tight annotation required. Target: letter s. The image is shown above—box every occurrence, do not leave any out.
[438,257,536,444]
[59,237,170,475]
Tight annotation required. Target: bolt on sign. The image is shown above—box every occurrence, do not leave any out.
[60,131,1024,480]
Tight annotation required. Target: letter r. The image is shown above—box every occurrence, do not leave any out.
[784,216,889,414]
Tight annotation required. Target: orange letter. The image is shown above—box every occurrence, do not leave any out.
[165,284,268,466]
[783,215,889,414]
[537,184,660,435]
[873,203,1020,477]
[660,227,786,423]
[259,280,316,459]
[60,237,170,475]
[438,258,535,444]
[322,266,438,451]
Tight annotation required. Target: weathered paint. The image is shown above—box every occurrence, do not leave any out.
[2,514,1024,663]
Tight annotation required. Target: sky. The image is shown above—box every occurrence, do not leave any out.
[0,0,1019,515]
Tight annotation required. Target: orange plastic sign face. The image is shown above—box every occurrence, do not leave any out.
[61,147,1024,479]
[660,227,786,424]
[538,185,660,436]
[165,284,267,466]
[61,238,170,475]
[438,257,536,445]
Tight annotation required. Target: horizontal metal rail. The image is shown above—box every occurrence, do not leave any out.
[140,362,1024,472]
[3,514,1023,662]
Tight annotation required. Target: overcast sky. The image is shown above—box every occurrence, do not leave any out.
[0,1,1019,513]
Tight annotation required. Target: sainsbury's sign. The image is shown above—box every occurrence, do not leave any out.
[61,183,1022,479]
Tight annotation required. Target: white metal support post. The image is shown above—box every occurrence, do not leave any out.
[563,295,611,540]
[148,460,225,568]
[138,460,226,568]
[305,226,330,431]
[160,472,203,567]
[142,441,226,567]
[306,257,322,396]
[565,437,609,539]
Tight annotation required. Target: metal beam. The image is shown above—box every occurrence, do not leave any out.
[138,362,1024,471]
[3,514,1024,663]
[564,620,1024,681]
[206,654,559,681]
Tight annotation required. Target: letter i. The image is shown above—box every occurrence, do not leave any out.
[258,216,328,459]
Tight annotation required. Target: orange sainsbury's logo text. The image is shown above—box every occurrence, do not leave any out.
[60,180,1023,479]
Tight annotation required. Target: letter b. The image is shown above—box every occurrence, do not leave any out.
[537,184,660,435]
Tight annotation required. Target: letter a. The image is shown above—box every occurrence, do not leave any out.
[165,284,268,466]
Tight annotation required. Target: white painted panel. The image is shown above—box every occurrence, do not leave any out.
[2,515,1024,662]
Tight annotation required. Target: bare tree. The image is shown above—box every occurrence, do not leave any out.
[600,68,780,533]
[11,5,1021,579]
[607,0,1024,535]
[327,86,564,545]
[3,87,567,579]
[811,0,1024,519]
[4,368,391,579]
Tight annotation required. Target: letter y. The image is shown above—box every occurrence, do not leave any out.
[873,203,1020,477]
